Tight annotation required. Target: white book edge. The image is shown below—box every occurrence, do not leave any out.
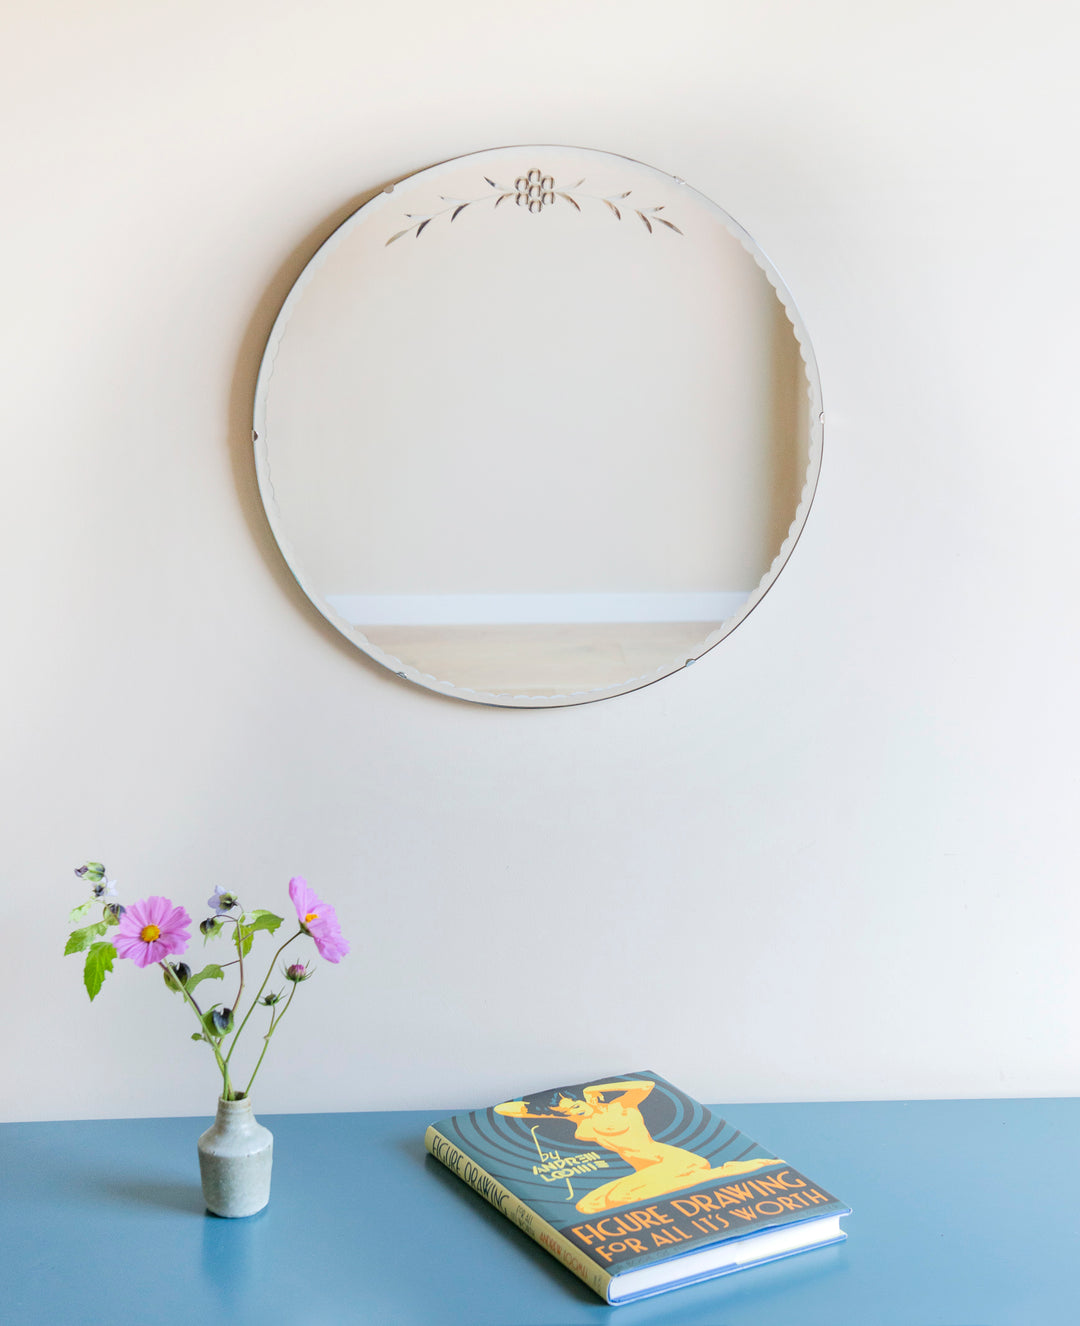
[608,1213,846,1303]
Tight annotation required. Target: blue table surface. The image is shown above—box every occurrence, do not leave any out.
[1,1098,1075,1325]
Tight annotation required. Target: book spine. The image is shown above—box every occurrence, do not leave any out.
[424,1124,613,1303]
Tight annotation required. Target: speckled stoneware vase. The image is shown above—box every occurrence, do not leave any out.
[197,1097,273,1217]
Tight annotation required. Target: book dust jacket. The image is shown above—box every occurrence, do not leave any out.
[427,1070,848,1300]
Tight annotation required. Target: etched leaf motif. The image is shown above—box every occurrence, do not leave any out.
[386,172,679,242]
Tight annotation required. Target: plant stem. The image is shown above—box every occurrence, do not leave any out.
[225,928,303,1066]
[243,982,299,1097]
[233,917,246,1029]
[160,962,233,1099]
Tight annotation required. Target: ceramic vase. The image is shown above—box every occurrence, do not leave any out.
[197,1097,273,1217]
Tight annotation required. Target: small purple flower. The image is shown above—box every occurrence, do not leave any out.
[207,887,239,915]
[92,878,118,900]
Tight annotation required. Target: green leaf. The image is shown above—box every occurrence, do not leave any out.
[248,910,284,934]
[84,942,115,1000]
[237,911,284,957]
[68,901,93,925]
[65,922,108,955]
[186,963,225,993]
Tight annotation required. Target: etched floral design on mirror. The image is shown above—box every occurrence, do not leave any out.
[385,166,683,242]
[254,146,822,707]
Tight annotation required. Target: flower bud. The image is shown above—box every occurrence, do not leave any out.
[284,962,312,983]
[75,862,106,883]
[164,961,191,988]
[104,902,126,924]
[260,991,282,1006]
[200,917,220,937]
[209,1007,234,1035]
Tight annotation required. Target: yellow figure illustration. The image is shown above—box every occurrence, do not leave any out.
[496,1080,780,1214]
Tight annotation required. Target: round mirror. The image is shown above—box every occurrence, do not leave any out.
[254,146,822,707]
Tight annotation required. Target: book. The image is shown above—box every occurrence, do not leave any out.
[425,1070,849,1306]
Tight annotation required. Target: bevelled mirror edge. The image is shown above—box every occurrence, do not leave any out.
[253,146,823,708]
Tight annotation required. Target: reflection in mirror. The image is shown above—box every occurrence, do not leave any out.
[254,147,821,706]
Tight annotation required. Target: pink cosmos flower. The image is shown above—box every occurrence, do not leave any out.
[113,896,192,968]
[288,877,349,964]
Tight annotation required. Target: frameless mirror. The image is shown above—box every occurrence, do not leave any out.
[254,146,822,707]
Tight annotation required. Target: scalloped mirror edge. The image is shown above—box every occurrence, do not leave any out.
[254,145,823,708]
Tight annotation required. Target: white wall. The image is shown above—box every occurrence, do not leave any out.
[5,0,1079,1122]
